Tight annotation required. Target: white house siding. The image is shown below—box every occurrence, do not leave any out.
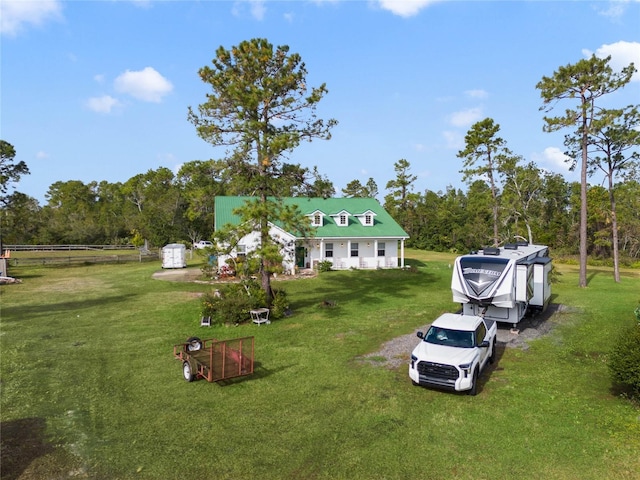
[307,238,403,270]
[217,225,297,275]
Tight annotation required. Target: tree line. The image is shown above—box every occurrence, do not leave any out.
[1,39,638,288]
[2,146,638,261]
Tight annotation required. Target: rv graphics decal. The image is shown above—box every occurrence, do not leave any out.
[459,257,509,297]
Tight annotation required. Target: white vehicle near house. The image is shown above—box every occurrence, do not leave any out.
[409,313,497,395]
[193,240,213,250]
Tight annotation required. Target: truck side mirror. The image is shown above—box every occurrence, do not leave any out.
[417,332,424,339]
[478,340,490,348]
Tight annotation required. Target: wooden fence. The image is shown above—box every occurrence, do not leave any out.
[7,253,159,267]
[3,244,136,252]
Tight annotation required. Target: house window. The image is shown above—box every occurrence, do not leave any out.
[339,214,347,226]
[325,243,333,258]
[365,214,372,225]
[313,213,322,226]
[350,242,359,257]
[377,242,385,257]
[237,245,246,256]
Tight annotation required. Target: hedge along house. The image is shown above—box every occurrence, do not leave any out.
[214,196,409,274]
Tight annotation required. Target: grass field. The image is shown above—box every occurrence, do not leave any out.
[1,250,639,479]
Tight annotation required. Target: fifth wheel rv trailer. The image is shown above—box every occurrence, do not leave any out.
[451,243,552,327]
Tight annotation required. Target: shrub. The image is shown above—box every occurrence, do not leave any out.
[201,279,289,325]
[608,306,640,401]
[201,264,215,279]
[201,286,253,326]
[317,260,333,272]
[269,288,290,318]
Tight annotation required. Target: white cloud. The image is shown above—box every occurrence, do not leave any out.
[449,107,483,128]
[86,95,121,114]
[0,0,62,37]
[172,162,184,176]
[36,151,49,160]
[442,130,463,149]
[596,0,640,19]
[583,41,640,82]
[130,0,153,8]
[249,0,266,20]
[537,146,574,171]
[465,89,489,99]
[376,0,442,17]
[232,0,266,20]
[114,67,173,102]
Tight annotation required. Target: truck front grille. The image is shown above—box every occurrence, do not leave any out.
[417,361,459,381]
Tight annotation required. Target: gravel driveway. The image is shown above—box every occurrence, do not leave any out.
[360,303,568,369]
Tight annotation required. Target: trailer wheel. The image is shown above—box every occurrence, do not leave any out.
[186,337,202,352]
[468,367,479,396]
[489,338,497,364]
[183,361,195,382]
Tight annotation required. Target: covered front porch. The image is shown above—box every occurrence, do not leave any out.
[295,238,406,270]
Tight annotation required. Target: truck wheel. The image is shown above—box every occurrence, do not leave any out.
[489,338,497,364]
[468,368,479,396]
[183,361,195,382]
[186,337,202,352]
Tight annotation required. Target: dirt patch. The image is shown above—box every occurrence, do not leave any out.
[152,268,317,283]
[361,303,569,370]
[152,268,203,282]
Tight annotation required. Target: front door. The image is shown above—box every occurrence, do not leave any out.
[295,246,306,268]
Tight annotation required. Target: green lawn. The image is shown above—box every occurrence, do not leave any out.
[1,250,639,479]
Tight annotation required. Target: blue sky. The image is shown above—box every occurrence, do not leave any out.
[2,0,639,204]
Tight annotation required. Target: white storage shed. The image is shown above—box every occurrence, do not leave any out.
[162,243,187,269]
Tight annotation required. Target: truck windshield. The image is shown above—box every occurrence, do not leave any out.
[425,326,474,348]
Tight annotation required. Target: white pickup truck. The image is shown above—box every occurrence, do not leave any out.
[409,313,497,395]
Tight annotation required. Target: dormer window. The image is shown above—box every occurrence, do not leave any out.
[309,210,325,227]
[355,210,376,226]
[329,210,351,227]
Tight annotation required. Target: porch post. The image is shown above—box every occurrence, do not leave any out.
[374,240,378,268]
[401,239,405,268]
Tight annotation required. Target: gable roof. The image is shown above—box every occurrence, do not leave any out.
[215,196,409,239]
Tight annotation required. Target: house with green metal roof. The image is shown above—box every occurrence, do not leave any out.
[214,196,409,273]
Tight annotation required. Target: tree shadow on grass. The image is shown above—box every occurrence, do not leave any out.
[1,293,138,320]
[404,259,428,268]
[0,417,54,480]
[288,268,440,312]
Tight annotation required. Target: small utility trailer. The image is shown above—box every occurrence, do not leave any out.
[173,336,255,382]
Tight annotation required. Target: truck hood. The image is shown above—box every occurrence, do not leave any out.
[411,341,476,366]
